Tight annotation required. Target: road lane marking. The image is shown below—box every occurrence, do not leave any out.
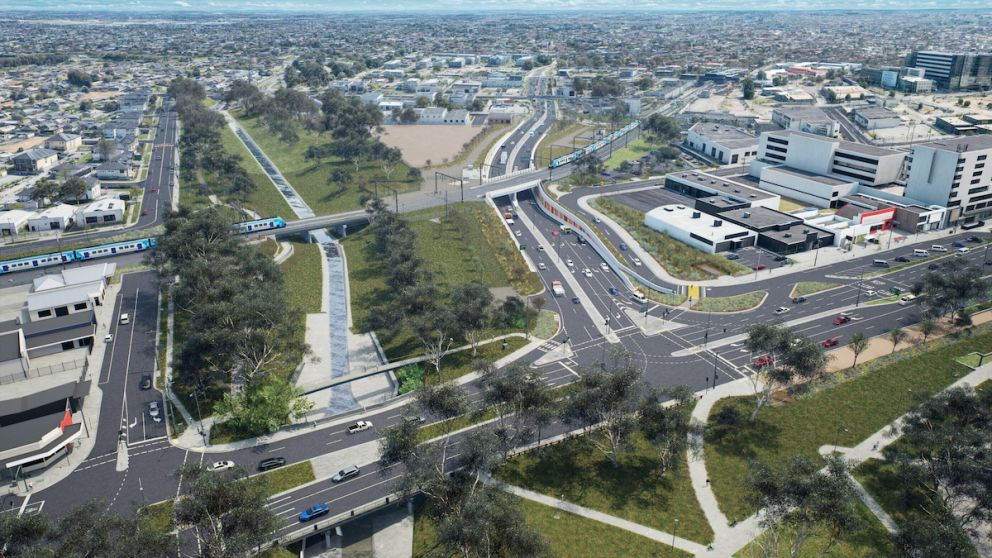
[267,446,286,453]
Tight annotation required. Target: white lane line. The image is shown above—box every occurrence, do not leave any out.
[18,493,31,516]
[325,439,342,446]
[267,446,286,453]
[559,362,580,378]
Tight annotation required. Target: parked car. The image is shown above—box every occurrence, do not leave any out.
[147,401,161,422]
[725,253,740,260]
[834,315,851,326]
[299,503,330,522]
[773,255,788,262]
[207,460,235,472]
[774,306,790,315]
[608,287,620,296]
[752,264,767,271]
[967,236,982,243]
[140,374,152,390]
[791,296,806,304]
[822,337,840,348]
[347,421,373,434]
[258,457,287,471]
[331,465,360,483]
[753,355,774,368]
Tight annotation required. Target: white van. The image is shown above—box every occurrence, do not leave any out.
[930,245,948,252]
[913,249,929,257]
[899,294,917,306]
[632,290,647,304]
[957,247,971,255]
[119,313,130,325]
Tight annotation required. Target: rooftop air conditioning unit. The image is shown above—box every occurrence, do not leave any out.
[742,211,751,218]
[713,220,722,227]
[692,211,701,218]
[784,233,792,238]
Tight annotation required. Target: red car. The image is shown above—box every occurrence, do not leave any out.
[141,209,148,216]
[822,337,840,348]
[833,315,851,326]
[752,264,767,271]
[753,355,774,367]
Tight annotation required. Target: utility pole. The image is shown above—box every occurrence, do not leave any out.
[855,267,865,307]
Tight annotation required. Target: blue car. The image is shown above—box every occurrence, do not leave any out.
[619,243,628,251]
[608,287,620,296]
[299,503,330,522]
[953,241,966,248]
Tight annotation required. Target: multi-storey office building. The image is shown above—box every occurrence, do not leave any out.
[905,51,992,91]
[905,136,992,225]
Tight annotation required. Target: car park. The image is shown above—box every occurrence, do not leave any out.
[347,421,373,434]
[774,306,790,315]
[299,503,330,522]
[834,315,851,325]
[332,465,360,483]
[791,296,806,304]
[147,401,161,421]
[258,457,286,471]
[140,374,152,390]
[822,337,840,348]
[207,460,235,472]
[753,355,774,367]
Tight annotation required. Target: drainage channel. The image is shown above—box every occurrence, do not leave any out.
[231,119,357,413]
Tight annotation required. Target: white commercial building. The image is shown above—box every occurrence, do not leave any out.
[758,166,860,209]
[771,106,839,137]
[644,204,756,253]
[27,204,76,232]
[684,122,759,165]
[852,107,901,130]
[0,210,33,237]
[753,130,905,187]
[76,198,125,227]
[905,135,992,225]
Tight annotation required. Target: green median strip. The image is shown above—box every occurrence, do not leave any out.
[790,281,840,298]
[691,290,766,313]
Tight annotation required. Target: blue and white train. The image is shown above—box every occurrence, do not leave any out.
[232,217,287,234]
[549,121,641,169]
[0,238,158,275]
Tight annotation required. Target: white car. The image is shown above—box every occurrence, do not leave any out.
[148,401,161,422]
[864,289,876,297]
[104,333,113,343]
[774,307,790,315]
[515,230,522,237]
[600,262,609,272]
[347,420,373,434]
[208,460,235,472]
[566,259,574,267]
[538,262,547,270]
[537,245,545,252]
[583,268,592,278]
[632,258,642,267]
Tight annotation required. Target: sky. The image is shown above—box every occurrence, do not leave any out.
[3,0,992,13]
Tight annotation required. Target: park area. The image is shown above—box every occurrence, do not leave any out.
[232,109,420,216]
[342,202,542,360]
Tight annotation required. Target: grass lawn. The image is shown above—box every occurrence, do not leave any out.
[591,196,750,281]
[261,461,316,495]
[535,121,590,167]
[279,241,323,314]
[427,336,529,385]
[343,203,540,359]
[232,109,419,216]
[691,291,766,313]
[705,326,992,521]
[603,136,653,170]
[531,309,558,339]
[734,501,896,558]
[955,352,990,368]
[495,431,713,545]
[138,499,175,535]
[790,281,841,298]
[215,121,295,217]
[256,237,280,259]
[412,494,691,558]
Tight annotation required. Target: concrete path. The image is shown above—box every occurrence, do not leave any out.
[485,475,709,556]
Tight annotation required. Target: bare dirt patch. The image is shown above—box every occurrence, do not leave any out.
[82,91,122,101]
[0,136,45,155]
[379,124,486,168]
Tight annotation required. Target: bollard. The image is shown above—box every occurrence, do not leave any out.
[386,497,389,504]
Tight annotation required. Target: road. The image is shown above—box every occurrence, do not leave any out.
[821,105,872,144]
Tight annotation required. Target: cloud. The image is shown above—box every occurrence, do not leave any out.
[174,0,190,6]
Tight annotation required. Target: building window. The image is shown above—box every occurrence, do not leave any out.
[55,306,69,316]
[61,341,75,351]
[38,309,52,318]
[74,303,88,311]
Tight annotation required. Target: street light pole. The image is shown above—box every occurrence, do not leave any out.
[855,267,865,308]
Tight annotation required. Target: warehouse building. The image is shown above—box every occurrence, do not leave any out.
[644,204,756,253]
